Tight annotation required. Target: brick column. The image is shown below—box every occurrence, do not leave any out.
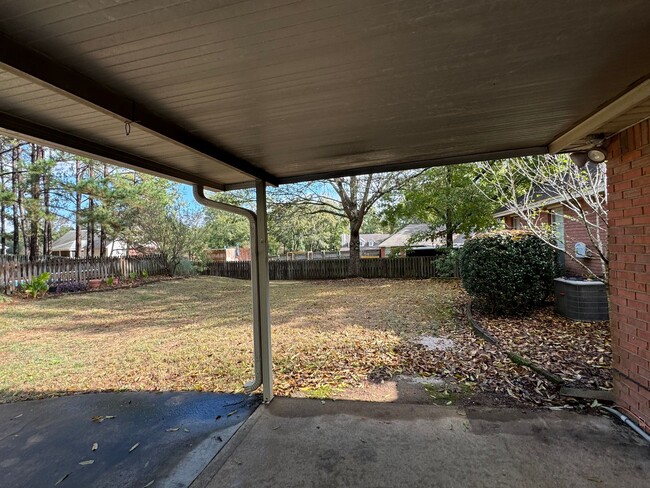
[607,119,650,432]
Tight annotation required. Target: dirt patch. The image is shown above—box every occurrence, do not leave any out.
[416,336,455,351]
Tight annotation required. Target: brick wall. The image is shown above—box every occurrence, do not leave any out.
[502,206,606,278]
[561,205,607,278]
[607,119,650,433]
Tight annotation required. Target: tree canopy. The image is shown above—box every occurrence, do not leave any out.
[382,165,496,247]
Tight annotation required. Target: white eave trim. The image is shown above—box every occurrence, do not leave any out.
[549,78,650,154]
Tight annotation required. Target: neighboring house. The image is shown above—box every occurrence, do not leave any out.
[379,223,466,257]
[207,246,251,262]
[340,233,390,258]
[493,186,606,278]
[50,230,128,258]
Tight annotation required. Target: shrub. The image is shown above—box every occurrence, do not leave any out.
[433,249,459,278]
[129,271,138,281]
[174,259,198,277]
[106,276,114,286]
[53,282,88,294]
[22,272,51,299]
[460,230,555,315]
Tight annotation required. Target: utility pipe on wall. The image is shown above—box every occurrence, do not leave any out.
[601,406,650,444]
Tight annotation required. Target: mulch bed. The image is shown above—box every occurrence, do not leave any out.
[11,276,181,301]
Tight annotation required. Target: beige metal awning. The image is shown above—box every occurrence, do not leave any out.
[1,1,650,190]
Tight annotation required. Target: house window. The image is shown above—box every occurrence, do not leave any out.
[551,208,565,250]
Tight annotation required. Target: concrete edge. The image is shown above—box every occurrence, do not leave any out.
[188,402,266,488]
[160,420,248,488]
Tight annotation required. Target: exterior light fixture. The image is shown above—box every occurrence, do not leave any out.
[569,152,589,168]
[587,147,607,163]
[569,146,607,168]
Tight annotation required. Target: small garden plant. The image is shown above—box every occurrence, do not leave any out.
[106,276,114,286]
[22,272,51,299]
[460,230,556,315]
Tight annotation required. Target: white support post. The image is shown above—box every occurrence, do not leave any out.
[255,180,273,402]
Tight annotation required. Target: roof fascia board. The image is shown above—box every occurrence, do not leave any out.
[493,187,602,218]
[225,146,548,189]
[0,111,226,191]
[549,78,650,154]
[0,33,277,185]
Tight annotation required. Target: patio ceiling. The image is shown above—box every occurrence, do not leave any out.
[1,1,650,190]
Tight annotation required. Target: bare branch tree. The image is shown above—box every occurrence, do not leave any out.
[277,171,422,276]
[476,155,608,282]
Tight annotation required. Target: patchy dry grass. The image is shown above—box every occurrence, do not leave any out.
[0,277,461,402]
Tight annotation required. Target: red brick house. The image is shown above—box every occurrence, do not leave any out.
[494,180,607,279]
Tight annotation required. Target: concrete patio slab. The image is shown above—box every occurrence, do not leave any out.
[0,392,260,488]
[193,398,649,488]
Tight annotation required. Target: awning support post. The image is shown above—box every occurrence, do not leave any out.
[255,180,273,402]
[192,184,272,401]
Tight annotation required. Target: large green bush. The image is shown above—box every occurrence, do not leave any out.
[460,230,555,315]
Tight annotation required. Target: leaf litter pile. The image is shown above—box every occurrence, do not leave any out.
[276,281,612,408]
[473,308,612,390]
[0,277,611,408]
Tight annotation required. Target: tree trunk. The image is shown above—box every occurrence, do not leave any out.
[99,163,108,257]
[28,145,42,261]
[445,209,454,248]
[348,220,362,277]
[87,162,95,257]
[43,160,51,256]
[445,167,453,248]
[0,149,5,255]
[0,202,4,255]
[16,148,28,257]
[11,147,19,255]
[75,159,82,258]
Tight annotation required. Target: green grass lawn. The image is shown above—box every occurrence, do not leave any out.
[0,276,462,402]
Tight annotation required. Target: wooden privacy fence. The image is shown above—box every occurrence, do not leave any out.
[205,256,457,280]
[0,256,166,294]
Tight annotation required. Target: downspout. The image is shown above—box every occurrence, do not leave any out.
[193,185,262,392]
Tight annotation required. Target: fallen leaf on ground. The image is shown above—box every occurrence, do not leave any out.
[165,428,179,432]
[129,442,140,453]
[91,415,116,423]
[78,460,94,466]
[54,473,70,485]
[143,481,154,487]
